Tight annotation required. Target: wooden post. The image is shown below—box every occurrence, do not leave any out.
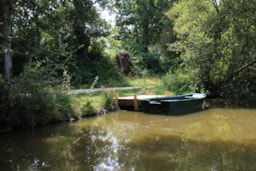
[134,95,139,111]
[146,90,150,95]
[114,93,119,109]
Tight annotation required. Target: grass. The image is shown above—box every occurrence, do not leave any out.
[70,76,176,118]
[129,77,162,87]
[70,93,103,118]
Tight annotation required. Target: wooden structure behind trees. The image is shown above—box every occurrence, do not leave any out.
[115,51,132,76]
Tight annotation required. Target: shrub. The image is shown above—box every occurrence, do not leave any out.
[1,65,73,130]
[101,90,115,110]
[81,100,98,116]
[71,51,128,87]
[162,70,196,94]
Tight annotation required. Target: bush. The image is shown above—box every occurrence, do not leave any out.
[81,100,98,116]
[162,70,196,94]
[71,51,128,88]
[101,90,115,110]
[1,65,73,130]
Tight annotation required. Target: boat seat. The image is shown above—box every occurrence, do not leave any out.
[185,96,193,99]
[149,101,161,105]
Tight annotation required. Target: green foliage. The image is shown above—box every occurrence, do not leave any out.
[72,76,116,117]
[126,45,175,77]
[0,65,73,130]
[71,51,128,87]
[131,53,158,76]
[101,90,115,110]
[162,70,196,94]
[70,94,97,118]
[166,0,256,98]
[81,100,98,116]
[11,0,117,88]
[109,0,178,75]
[113,0,173,48]
[72,0,111,59]
[104,28,122,57]
[80,76,101,116]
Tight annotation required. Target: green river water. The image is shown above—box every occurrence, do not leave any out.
[1,108,256,171]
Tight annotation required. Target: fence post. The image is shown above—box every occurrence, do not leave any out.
[146,90,150,95]
[134,95,139,111]
[114,93,119,109]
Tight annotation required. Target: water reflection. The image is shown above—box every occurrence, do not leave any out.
[1,108,256,170]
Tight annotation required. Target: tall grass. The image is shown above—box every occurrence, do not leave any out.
[128,76,175,95]
[101,90,115,110]
[128,77,162,87]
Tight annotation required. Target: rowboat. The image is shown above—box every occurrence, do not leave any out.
[140,93,206,115]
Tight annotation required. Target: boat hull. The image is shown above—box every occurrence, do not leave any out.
[140,94,206,115]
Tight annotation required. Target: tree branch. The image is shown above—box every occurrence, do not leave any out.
[212,0,219,13]
[225,60,256,84]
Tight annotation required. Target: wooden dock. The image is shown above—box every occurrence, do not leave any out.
[115,95,167,111]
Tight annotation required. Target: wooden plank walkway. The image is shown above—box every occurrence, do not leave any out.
[115,95,167,111]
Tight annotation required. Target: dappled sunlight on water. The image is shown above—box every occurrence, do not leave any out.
[1,108,256,170]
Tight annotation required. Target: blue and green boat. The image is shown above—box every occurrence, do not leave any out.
[140,93,207,115]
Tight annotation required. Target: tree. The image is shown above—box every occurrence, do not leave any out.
[72,0,110,59]
[167,0,256,98]
[0,0,126,130]
[107,0,177,75]
[0,0,12,86]
[112,0,173,53]
[10,0,112,85]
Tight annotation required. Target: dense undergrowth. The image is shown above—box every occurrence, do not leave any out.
[0,66,73,131]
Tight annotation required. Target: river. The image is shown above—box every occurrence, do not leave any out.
[0,108,256,171]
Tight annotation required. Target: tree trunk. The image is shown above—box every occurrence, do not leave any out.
[0,0,12,86]
[73,0,90,59]
[141,5,149,54]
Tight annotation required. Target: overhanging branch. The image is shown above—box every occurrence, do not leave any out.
[225,60,256,84]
